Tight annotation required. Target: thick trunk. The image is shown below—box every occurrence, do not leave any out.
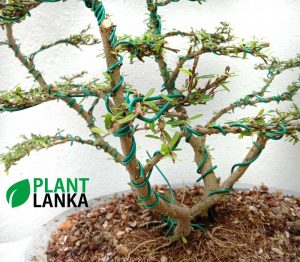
[99,18,191,237]
[191,136,268,218]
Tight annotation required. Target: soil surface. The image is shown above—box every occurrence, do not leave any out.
[47,185,300,261]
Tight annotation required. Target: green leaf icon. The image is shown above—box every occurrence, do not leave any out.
[6,179,30,208]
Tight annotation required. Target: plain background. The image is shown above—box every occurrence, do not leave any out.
[0,0,299,242]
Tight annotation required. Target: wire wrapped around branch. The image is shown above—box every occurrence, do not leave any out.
[0,133,123,172]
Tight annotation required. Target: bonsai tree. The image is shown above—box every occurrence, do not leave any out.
[1,0,299,238]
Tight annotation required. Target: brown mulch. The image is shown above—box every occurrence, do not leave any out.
[47,185,300,262]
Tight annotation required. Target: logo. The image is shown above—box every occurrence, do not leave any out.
[6,178,89,208]
[6,179,31,208]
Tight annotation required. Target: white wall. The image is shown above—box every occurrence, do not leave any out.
[0,0,299,242]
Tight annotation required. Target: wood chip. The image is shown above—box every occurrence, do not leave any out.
[106,213,114,220]
[271,247,284,256]
[116,244,129,256]
[59,220,73,231]
[160,255,168,262]
[102,220,108,229]
[128,221,137,228]
[116,231,125,236]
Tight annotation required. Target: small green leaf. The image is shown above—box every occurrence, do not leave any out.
[258,109,264,116]
[163,130,171,142]
[160,143,169,156]
[170,235,178,242]
[220,83,230,92]
[181,236,188,244]
[255,119,265,125]
[241,131,252,137]
[15,86,22,94]
[144,101,159,111]
[150,122,155,132]
[137,200,144,206]
[103,72,112,81]
[197,74,216,79]
[143,88,155,101]
[6,179,30,208]
[91,127,106,135]
[179,68,192,76]
[114,111,125,120]
[145,134,160,140]
[173,148,182,151]
[159,94,173,103]
[200,94,212,102]
[166,119,186,126]
[118,114,135,125]
[93,137,103,146]
[169,132,180,149]
[187,114,203,121]
[239,117,250,123]
[104,113,112,129]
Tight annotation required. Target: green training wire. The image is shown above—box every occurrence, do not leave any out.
[146,150,175,204]
[196,165,217,182]
[127,93,184,123]
[229,122,251,132]
[183,125,218,184]
[230,141,264,173]
[196,145,207,173]
[1,0,295,231]
[233,84,300,107]
[266,124,286,140]
[212,124,227,136]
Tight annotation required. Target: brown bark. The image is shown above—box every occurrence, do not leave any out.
[155,53,219,201]
[191,136,268,218]
[99,18,192,236]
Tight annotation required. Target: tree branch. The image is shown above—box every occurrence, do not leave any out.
[100,17,192,236]
[4,23,120,164]
[0,1,40,25]
[0,134,123,172]
[194,123,300,135]
[166,47,192,89]
[0,83,110,112]
[5,24,47,86]
[155,0,206,6]
[206,83,300,127]
[151,29,220,197]
[29,26,100,60]
[191,136,267,218]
